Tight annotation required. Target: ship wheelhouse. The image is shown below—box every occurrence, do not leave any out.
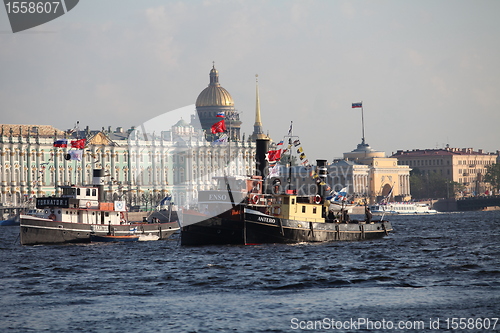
[35,185,124,225]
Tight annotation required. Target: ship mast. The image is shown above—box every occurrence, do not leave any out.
[360,101,365,145]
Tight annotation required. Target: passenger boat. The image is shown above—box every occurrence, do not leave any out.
[19,169,179,245]
[181,138,392,245]
[370,202,437,215]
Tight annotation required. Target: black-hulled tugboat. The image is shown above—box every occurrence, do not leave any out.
[19,169,179,245]
[181,138,392,245]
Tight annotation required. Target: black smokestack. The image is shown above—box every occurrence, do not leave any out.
[316,159,328,197]
[92,169,105,202]
[256,138,270,192]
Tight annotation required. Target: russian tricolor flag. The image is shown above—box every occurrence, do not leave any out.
[216,111,225,118]
[352,102,362,108]
[53,139,68,147]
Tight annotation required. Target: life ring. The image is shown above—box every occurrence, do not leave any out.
[48,213,56,221]
[251,195,259,204]
[86,201,91,209]
[314,195,322,204]
[120,212,126,223]
[273,206,281,215]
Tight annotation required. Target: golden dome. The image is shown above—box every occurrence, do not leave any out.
[195,65,234,107]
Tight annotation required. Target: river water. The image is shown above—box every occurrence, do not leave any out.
[1,211,499,332]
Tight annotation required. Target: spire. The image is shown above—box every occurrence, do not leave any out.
[251,74,267,141]
[254,74,263,128]
[209,62,220,86]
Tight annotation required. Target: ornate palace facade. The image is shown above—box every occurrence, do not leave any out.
[0,65,257,209]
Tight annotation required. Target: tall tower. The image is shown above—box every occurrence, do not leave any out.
[250,74,268,141]
[195,64,241,141]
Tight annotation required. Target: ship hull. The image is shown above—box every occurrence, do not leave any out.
[244,213,392,244]
[180,209,244,246]
[180,209,391,246]
[20,215,179,245]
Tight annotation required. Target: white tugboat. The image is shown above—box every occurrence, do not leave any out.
[20,169,179,245]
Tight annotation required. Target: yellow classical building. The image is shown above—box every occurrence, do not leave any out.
[332,141,411,204]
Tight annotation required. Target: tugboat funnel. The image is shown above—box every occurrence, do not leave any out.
[316,159,328,198]
[92,169,105,202]
[256,138,270,192]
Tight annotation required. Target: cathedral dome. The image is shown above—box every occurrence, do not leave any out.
[195,65,234,107]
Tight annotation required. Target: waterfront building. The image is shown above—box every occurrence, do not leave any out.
[332,141,411,204]
[392,147,499,196]
[0,65,257,209]
[0,124,66,207]
[272,141,411,205]
[0,122,256,209]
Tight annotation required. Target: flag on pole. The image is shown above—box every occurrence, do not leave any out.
[268,164,281,178]
[216,111,225,118]
[352,102,362,108]
[211,119,226,134]
[70,138,86,149]
[331,187,348,202]
[53,139,68,147]
[213,134,228,145]
[69,150,83,161]
[266,150,282,162]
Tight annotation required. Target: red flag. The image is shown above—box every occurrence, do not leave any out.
[71,139,86,149]
[211,120,226,134]
[267,150,282,162]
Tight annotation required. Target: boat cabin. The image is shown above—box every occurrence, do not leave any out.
[35,185,125,225]
[267,194,326,223]
[197,175,263,214]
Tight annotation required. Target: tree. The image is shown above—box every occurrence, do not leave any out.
[484,163,500,194]
[410,168,462,199]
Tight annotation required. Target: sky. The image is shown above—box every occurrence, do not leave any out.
[1,0,499,162]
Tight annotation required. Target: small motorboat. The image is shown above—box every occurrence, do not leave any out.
[0,215,20,226]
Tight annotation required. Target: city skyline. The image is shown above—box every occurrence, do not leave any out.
[1,0,499,162]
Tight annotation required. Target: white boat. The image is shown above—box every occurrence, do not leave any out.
[327,187,357,213]
[370,202,437,215]
[19,169,179,245]
[328,200,357,213]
